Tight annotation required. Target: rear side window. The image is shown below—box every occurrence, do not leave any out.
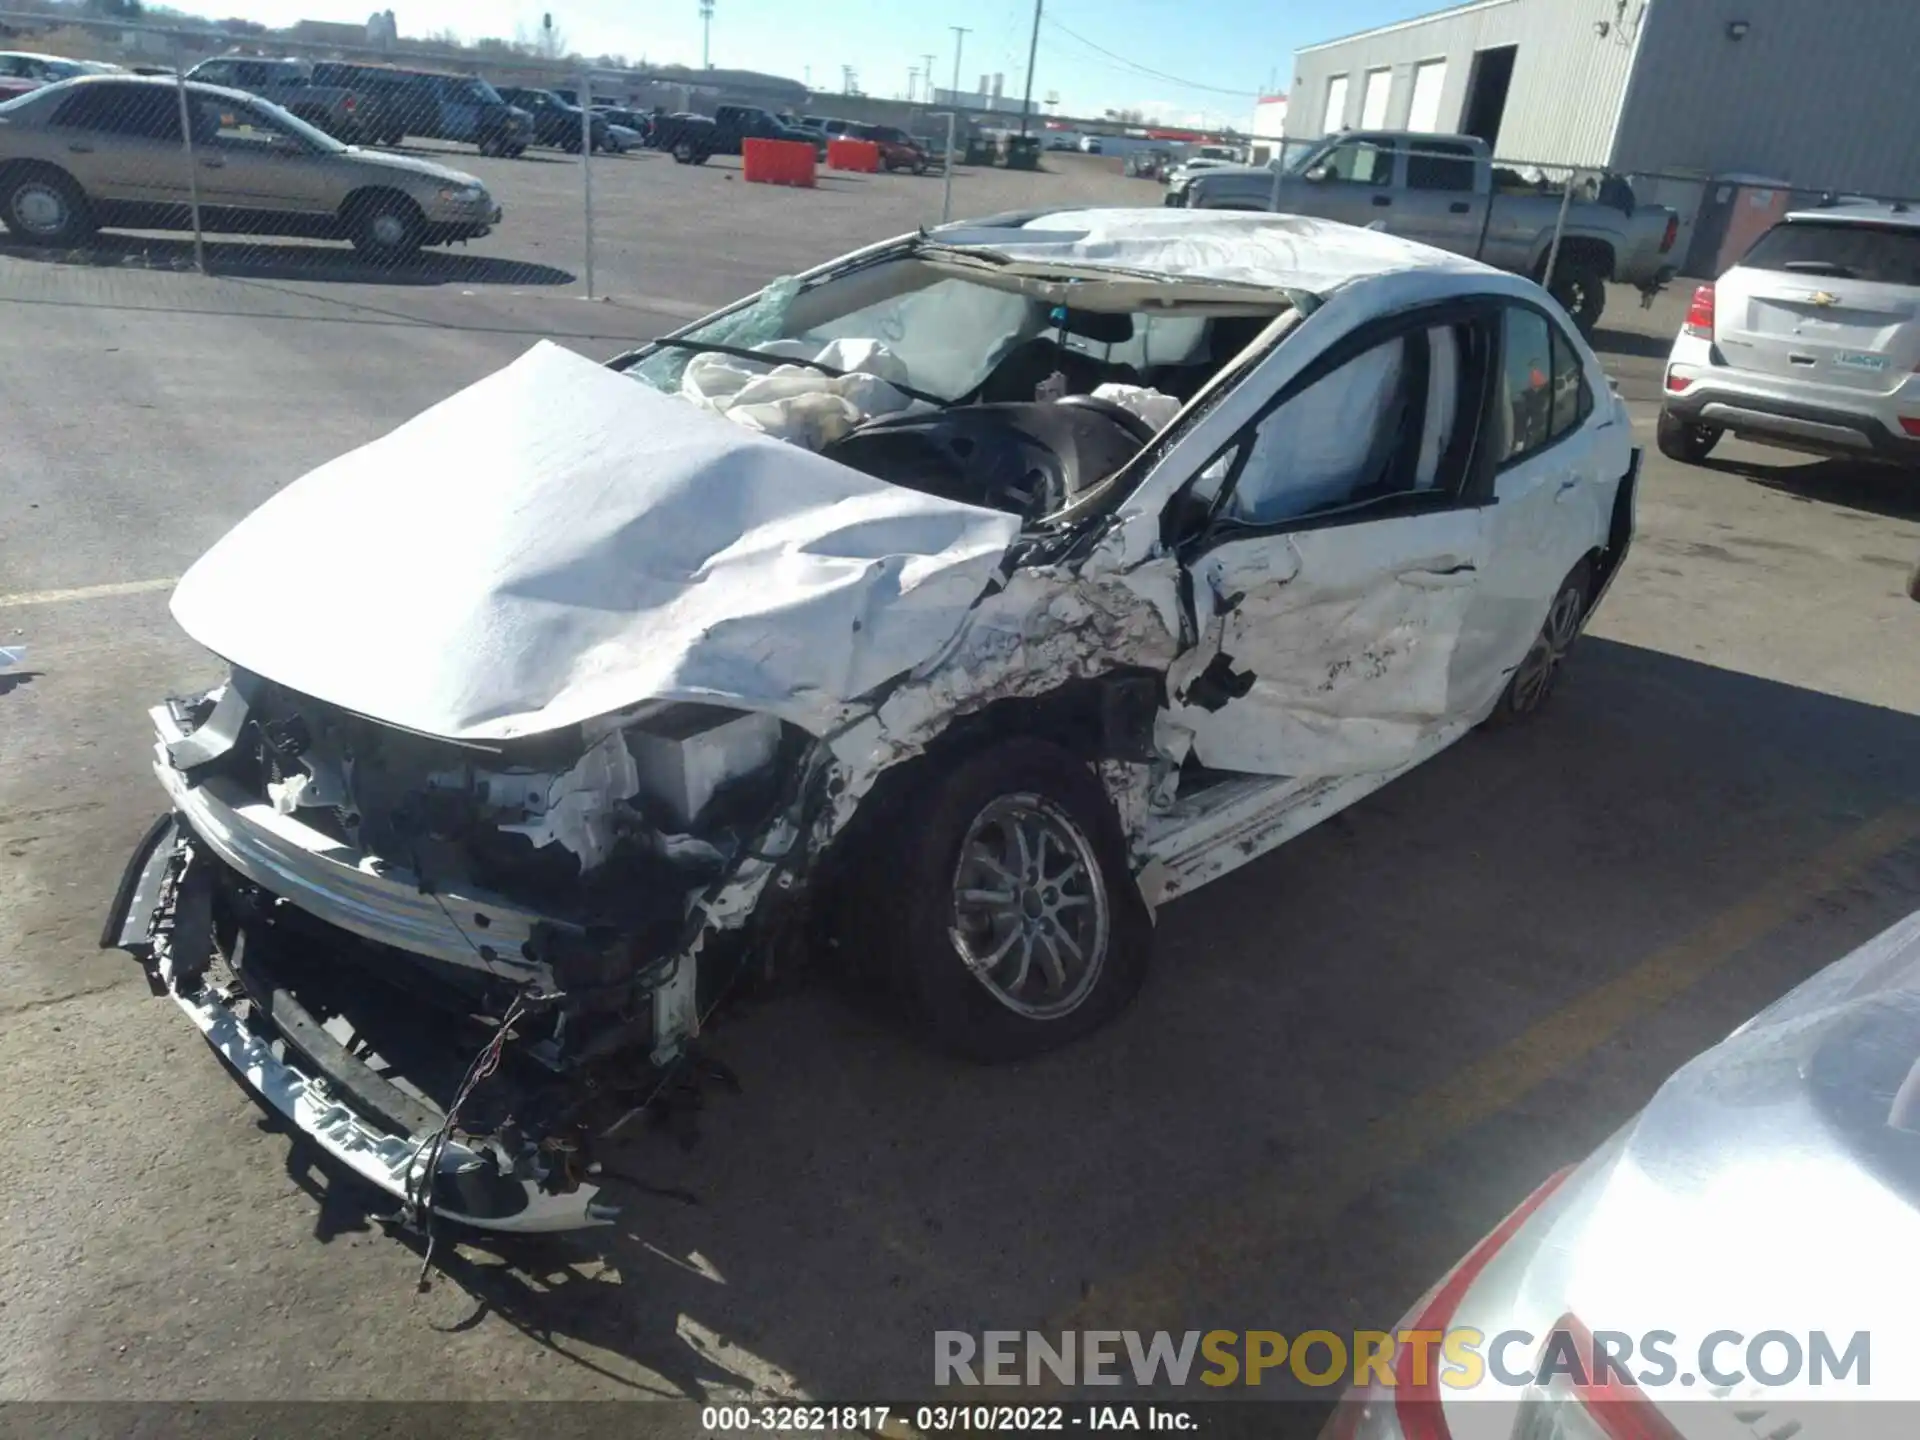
[1500,305,1592,462]
[1550,323,1592,437]
[1406,141,1475,192]
[52,85,182,140]
[1742,220,1920,286]
[1498,307,1554,461]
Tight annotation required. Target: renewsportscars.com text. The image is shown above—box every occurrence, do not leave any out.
[934,1328,1872,1390]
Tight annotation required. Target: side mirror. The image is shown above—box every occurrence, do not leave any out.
[1304,164,1330,183]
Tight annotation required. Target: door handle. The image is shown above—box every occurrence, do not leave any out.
[1371,194,1392,207]
[1449,201,1470,214]
[68,142,94,153]
[1396,564,1477,589]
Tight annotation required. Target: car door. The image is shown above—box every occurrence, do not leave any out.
[1160,306,1501,778]
[1394,139,1482,252]
[188,94,336,224]
[1296,134,1399,231]
[45,82,191,213]
[1456,302,1615,710]
[437,77,483,144]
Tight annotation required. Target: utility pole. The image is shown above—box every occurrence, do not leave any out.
[907,67,918,102]
[841,63,856,95]
[948,25,971,104]
[920,52,937,103]
[698,0,714,68]
[1018,0,1042,137]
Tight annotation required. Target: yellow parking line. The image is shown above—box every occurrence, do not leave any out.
[1050,806,1920,1337]
[0,578,177,608]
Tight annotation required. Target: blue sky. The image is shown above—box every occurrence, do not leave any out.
[213,0,1442,126]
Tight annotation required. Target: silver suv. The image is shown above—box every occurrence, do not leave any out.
[1660,202,1920,466]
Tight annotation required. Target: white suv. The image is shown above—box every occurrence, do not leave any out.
[1659,202,1920,467]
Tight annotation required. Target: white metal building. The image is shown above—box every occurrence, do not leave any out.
[1287,0,1920,215]
[1248,94,1290,165]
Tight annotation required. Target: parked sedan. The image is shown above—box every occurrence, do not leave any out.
[1660,201,1920,469]
[0,76,500,260]
[0,51,119,102]
[105,210,1634,1235]
[1322,909,1920,1438]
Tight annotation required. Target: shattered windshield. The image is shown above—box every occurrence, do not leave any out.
[627,256,1253,405]
[619,253,1291,522]
[626,261,1046,403]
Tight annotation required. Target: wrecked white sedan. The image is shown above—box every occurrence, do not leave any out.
[105,210,1637,1233]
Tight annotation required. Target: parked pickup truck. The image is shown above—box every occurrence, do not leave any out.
[1172,129,1679,333]
[651,104,821,165]
[184,56,385,144]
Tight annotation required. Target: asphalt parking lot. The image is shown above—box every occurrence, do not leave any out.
[5,146,1920,1407]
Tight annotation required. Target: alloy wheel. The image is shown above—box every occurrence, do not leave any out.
[949,793,1110,1021]
[1510,582,1586,711]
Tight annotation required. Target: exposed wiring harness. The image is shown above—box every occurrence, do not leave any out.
[406,987,534,1291]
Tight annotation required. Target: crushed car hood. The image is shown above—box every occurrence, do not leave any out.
[170,342,1022,741]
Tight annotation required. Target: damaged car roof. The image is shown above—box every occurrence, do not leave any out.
[924,208,1499,297]
[169,343,1023,742]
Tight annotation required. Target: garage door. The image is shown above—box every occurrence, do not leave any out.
[1408,59,1447,132]
[1324,74,1348,134]
[1360,68,1392,128]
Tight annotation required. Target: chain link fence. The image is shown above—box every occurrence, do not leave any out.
[0,9,1013,316]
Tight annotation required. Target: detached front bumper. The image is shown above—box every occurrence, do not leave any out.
[102,815,615,1233]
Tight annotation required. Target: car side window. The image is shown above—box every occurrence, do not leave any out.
[1405,142,1475,192]
[1549,321,1592,438]
[195,96,297,151]
[1219,325,1476,526]
[194,61,231,84]
[52,85,182,141]
[1317,140,1392,186]
[1498,306,1555,462]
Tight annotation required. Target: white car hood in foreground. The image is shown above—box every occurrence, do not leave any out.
[170,343,1022,741]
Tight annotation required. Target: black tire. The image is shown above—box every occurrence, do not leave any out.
[507,144,527,158]
[1547,259,1608,335]
[346,192,423,262]
[478,134,505,158]
[1656,408,1723,464]
[672,138,695,163]
[1486,558,1593,726]
[844,737,1152,1063]
[0,166,93,246]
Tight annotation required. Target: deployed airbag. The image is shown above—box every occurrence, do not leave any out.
[169,343,1022,741]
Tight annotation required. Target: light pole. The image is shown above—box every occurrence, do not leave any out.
[1018,0,1042,138]
[949,25,971,104]
[920,52,937,104]
[698,0,714,68]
